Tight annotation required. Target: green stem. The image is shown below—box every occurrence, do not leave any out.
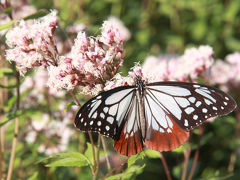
[6,72,20,180]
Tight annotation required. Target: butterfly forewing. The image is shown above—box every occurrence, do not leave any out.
[146,81,237,131]
[75,86,136,139]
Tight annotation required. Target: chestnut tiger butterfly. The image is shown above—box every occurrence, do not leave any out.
[75,76,236,156]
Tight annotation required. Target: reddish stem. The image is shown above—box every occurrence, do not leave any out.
[160,152,172,180]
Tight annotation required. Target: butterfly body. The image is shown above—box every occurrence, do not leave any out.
[75,76,236,156]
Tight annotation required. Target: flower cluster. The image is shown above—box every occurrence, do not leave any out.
[47,21,124,95]
[142,45,214,82]
[25,108,75,156]
[210,52,240,93]
[105,16,131,42]
[5,10,58,75]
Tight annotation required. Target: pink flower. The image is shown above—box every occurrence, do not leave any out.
[142,45,214,82]
[5,11,58,75]
[106,16,131,41]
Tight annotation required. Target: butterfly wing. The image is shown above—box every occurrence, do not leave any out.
[113,94,144,156]
[145,81,237,131]
[143,81,236,151]
[75,86,144,155]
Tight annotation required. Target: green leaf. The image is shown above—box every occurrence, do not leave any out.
[64,101,76,112]
[44,152,90,167]
[0,68,14,78]
[0,110,23,127]
[144,149,161,159]
[105,164,145,180]
[0,20,15,31]
[23,10,49,20]
[27,172,38,180]
[84,142,96,165]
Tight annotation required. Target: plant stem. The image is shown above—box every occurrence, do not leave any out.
[101,136,111,170]
[159,152,172,180]
[228,107,240,172]
[6,72,20,180]
[181,146,191,180]
[93,135,101,180]
[188,126,204,180]
[101,157,129,180]
[69,90,98,179]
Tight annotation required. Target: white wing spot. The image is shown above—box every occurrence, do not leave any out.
[96,95,102,99]
[201,89,211,94]
[205,115,208,118]
[193,115,198,120]
[78,113,81,118]
[204,99,212,105]
[160,128,165,133]
[167,129,172,133]
[109,104,118,116]
[224,102,228,105]
[90,121,93,125]
[213,106,217,110]
[225,97,229,100]
[84,122,87,126]
[80,118,84,122]
[103,107,109,113]
[97,121,101,126]
[202,108,208,113]
[195,89,216,103]
[150,86,191,96]
[92,112,97,119]
[105,89,133,105]
[196,101,202,107]
[89,100,102,117]
[184,119,189,126]
[107,117,114,124]
[166,116,173,128]
[185,107,195,114]
[188,97,196,103]
[106,125,110,131]
[193,84,200,88]
[100,113,105,119]
[221,106,224,110]
[175,97,190,108]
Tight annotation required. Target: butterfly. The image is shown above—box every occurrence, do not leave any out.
[75,76,237,156]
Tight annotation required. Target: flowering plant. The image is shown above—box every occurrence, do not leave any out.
[1,1,239,180]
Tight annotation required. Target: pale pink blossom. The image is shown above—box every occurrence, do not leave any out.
[47,22,124,94]
[106,16,131,41]
[5,10,58,75]
[210,52,240,93]
[142,45,214,82]
[66,23,86,33]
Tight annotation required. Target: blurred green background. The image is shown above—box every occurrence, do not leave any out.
[30,0,240,69]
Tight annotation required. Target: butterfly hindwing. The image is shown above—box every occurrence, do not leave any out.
[146,81,237,131]
[114,95,144,156]
[144,91,189,151]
